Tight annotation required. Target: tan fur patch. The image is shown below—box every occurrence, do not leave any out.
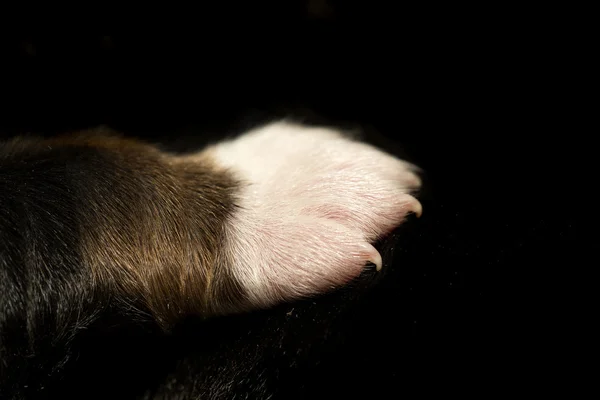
[46,130,243,327]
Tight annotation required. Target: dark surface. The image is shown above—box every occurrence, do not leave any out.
[1,4,577,398]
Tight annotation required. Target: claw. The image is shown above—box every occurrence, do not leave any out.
[370,250,383,271]
[357,242,383,271]
[411,198,423,218]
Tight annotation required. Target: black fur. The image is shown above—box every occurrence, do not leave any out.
[0,142,156,398]
[0,7,578,397]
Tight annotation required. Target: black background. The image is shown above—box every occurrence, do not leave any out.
[0,2,578,398]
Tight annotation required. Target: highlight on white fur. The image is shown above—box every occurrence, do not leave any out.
[208,121,422,308]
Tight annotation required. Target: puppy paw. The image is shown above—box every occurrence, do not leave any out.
[209,121,422,309]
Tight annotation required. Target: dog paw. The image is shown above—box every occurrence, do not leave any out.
[209,121,422,308]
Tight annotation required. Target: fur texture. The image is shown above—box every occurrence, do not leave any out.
[210,121,421,308]
[0,121,421,398]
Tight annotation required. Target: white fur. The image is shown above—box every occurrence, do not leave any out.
[209,121,421,308]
